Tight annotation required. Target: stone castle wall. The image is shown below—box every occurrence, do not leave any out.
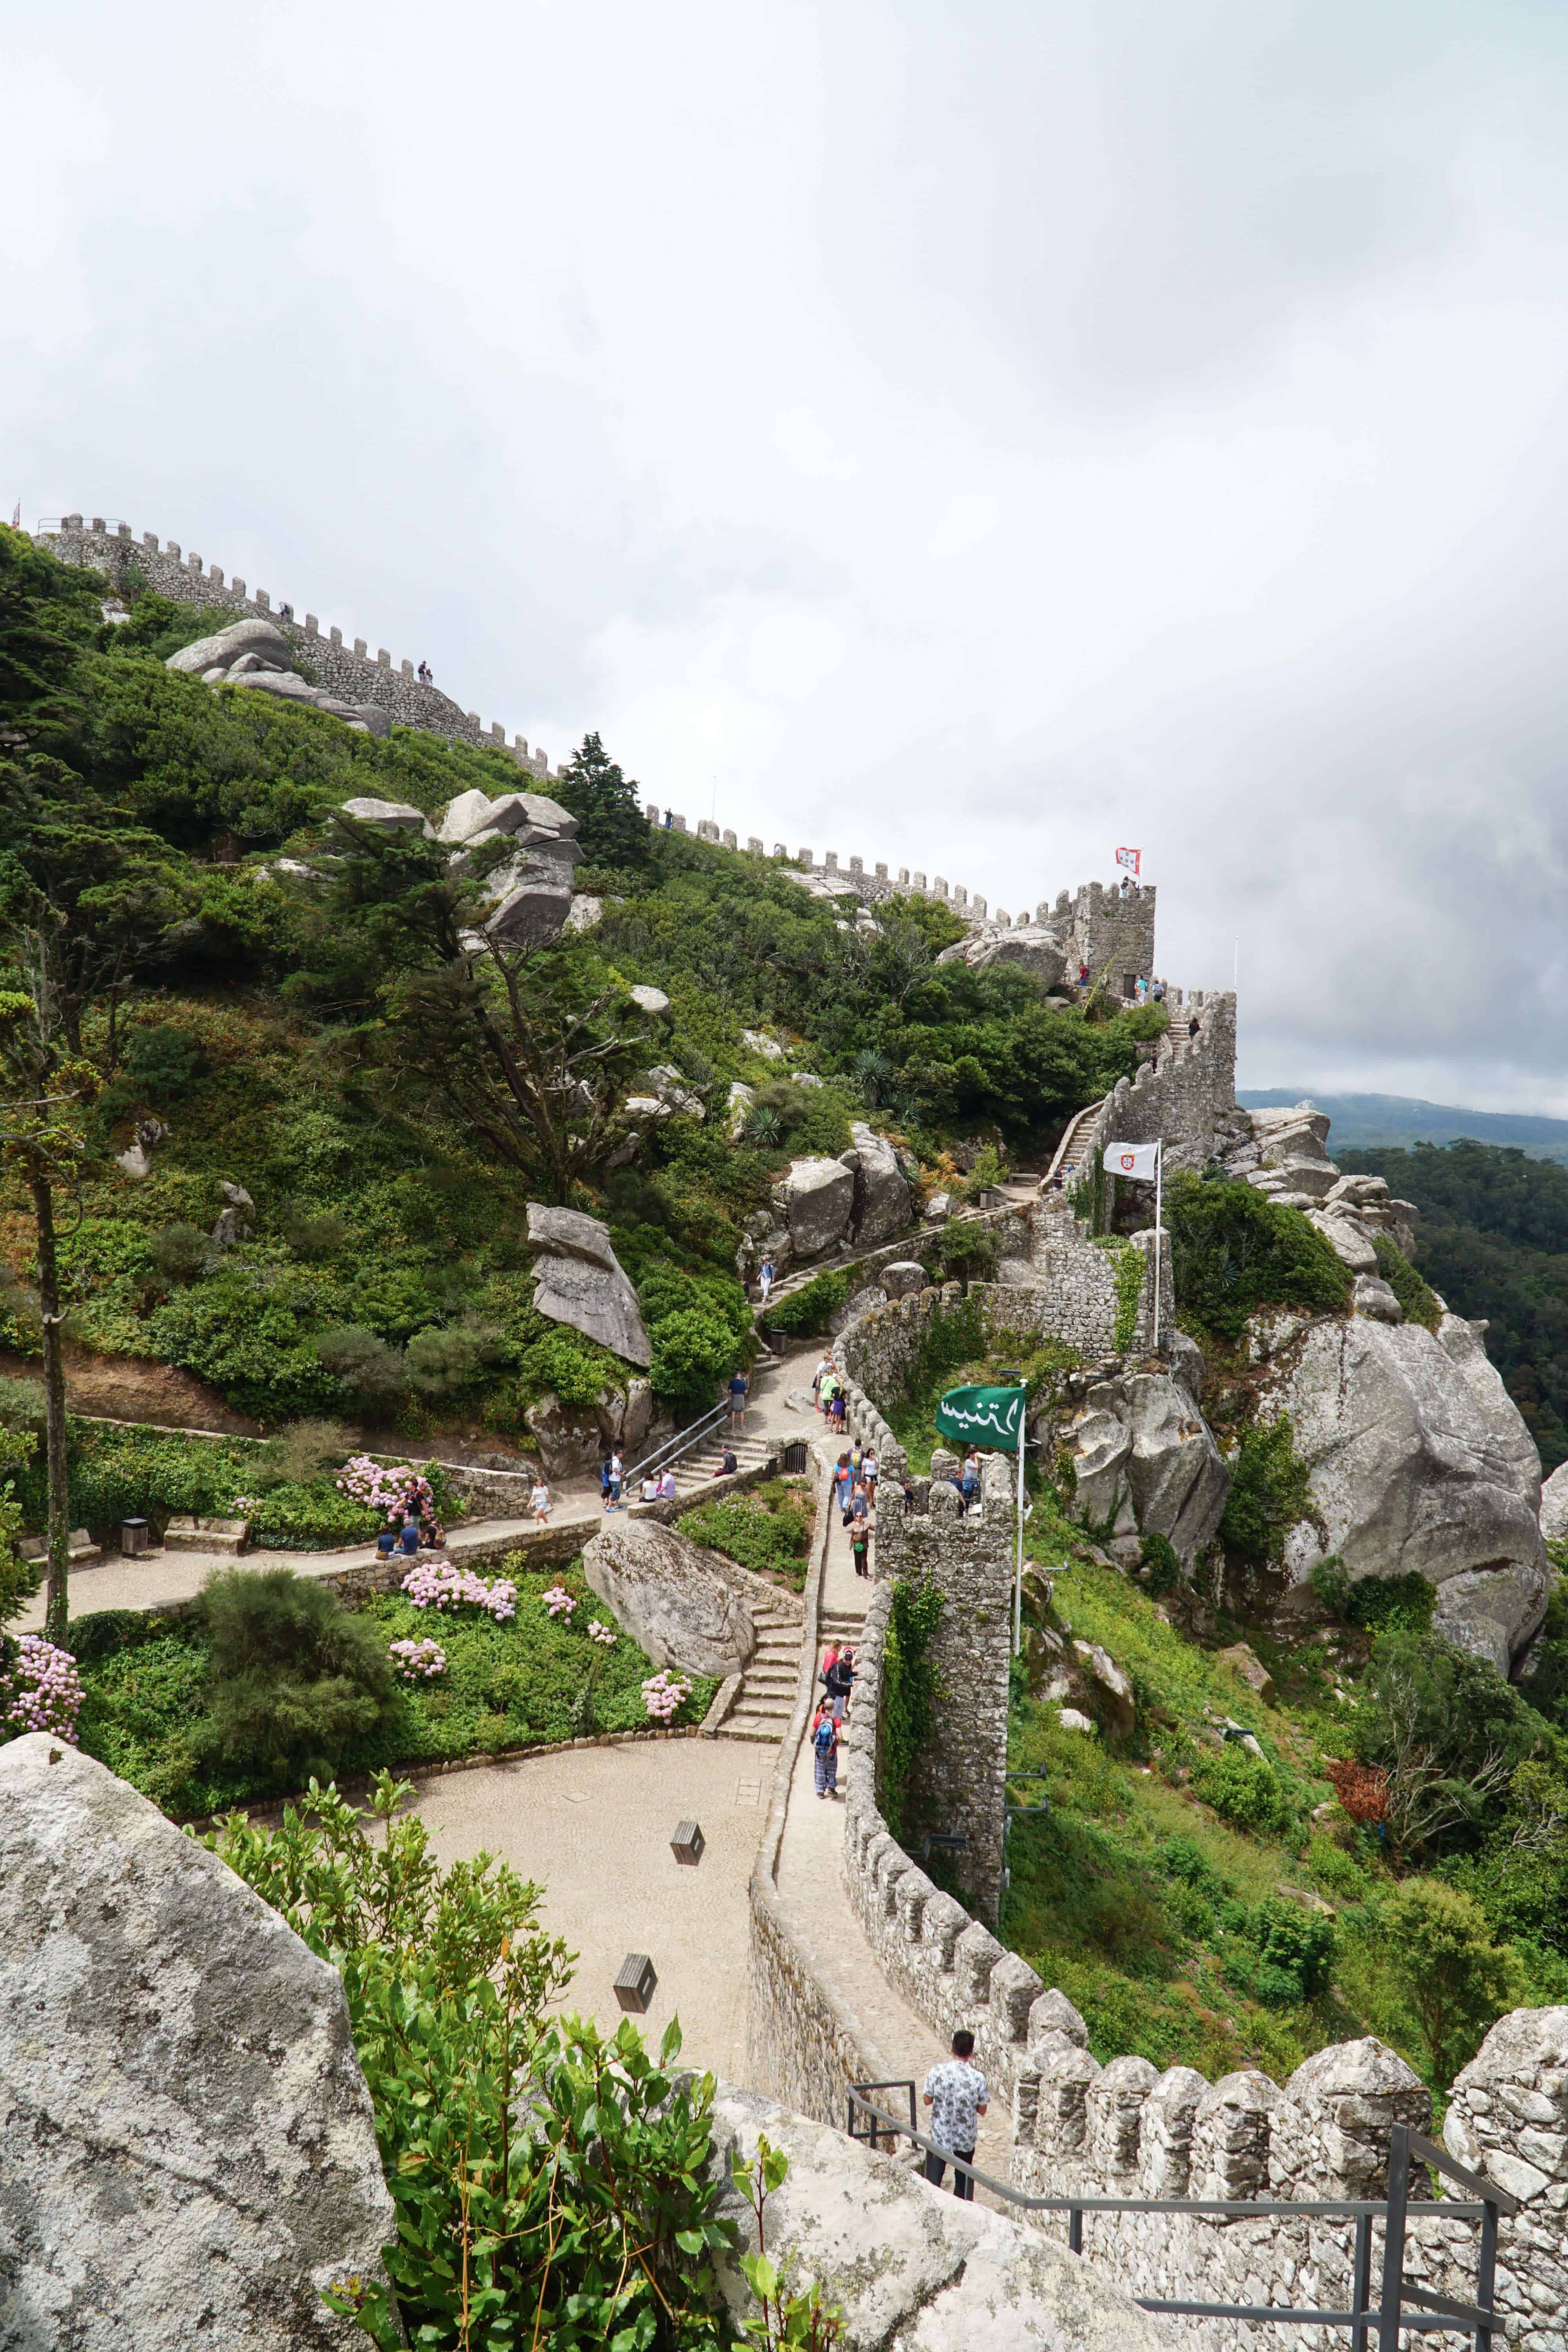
[36,515,555,773]
[1064,988,1239,1188]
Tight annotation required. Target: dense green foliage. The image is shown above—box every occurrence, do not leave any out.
[211,1776,735,2350]
[877,1574,946,1842]
[74,1559,716,1814]
[192,1567,400,1785]
[1217,1415,1315,1573]
[759,1269,850,1335]
[679,1477,815,1589]
[1341,1139,1568,1468]
[1166,1171,1350,1341]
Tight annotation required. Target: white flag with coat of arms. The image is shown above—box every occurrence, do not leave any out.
[1103,1141,1160,1180]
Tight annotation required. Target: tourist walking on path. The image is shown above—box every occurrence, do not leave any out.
[529,1478,552,1525]
[922,2031,989,2200]
[851,1523,871,1579]
[823,1645,855,1719]
[811,1705,840,1797]
[813,1354,832,1411]
[728,1367,749,1430]
[862,1445,878,1506]
[834,1456,855,1525]
[759,1255,775,1304]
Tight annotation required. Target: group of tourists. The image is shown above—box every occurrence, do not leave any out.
[375,1475,447,1559]
[810,1639,857,1797]
[811,1353,848,1433]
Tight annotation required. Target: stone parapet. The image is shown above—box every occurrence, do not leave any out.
[35,517,552,772]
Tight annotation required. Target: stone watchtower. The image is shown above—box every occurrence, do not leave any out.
[1065,881,1157,1000]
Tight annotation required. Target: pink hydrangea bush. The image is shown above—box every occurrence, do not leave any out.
[587,1619,617,1650]
[401,1561,517,1621]
[388,1637,448,1682]
[3,1636,85,1743]
[542,1584,576,1620]
[339,1456,437,1524]
[642,1670,691,1724]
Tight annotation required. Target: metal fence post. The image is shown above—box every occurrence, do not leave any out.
[1377,2125,1410,2352]
[1069,2204,1083,2254]
[1475,2194,1497,2352]
[1350,2210,1372,2352]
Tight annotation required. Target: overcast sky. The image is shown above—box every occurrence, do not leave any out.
[5,2,1568,1111]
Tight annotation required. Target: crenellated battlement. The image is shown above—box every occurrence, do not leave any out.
[32,515,555,775]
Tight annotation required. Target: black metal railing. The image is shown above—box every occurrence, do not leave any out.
[847,2091,1515,2348]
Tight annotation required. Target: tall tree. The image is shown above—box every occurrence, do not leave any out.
[0,984,97,1644]
[553,732,650,871]
[295,817,659,1201]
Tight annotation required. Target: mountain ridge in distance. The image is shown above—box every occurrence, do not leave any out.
[1239,1090,1568,1165]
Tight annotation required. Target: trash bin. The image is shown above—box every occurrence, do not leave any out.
[121,1517,149,1556]
[782,1440,809,1475]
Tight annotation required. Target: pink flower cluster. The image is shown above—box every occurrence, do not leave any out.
[338,1455,433,1523]
[642,1670,691,1724]
[587,1619,617,1650]
[3,1636,85,1743]
[388,1637,448,1682]
[542,1585,577,1620]
[230,1495,262,1514]
[401,1561,517,1621]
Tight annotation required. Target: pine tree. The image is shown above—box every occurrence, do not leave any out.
[553,732,650,871]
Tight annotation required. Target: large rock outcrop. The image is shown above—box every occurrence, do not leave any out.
[437,786,583,949]
[707,2083,1169,2351]
[0,1735,393,2348]
[526,1204,652,1367]
[844,1123,912,1247]
[169,618,392,737]
[1542,1460,1568,1544]
[937,924,1068,987]
[1059,1370,1230,1564]
[1257,1312,1547,1668]
[776,1156,856,1258]
[581,1518,756,1677]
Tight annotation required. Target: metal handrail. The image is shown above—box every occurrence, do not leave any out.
[624,1397,730,1485]
[846,2092,1512,2348]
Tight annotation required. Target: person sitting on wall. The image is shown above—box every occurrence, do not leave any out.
[658,1466,678,1500]
[720,1445,738,1475]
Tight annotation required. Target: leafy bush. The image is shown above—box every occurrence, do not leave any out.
[1167,1171,1350,1341]
[680,1481,813,1586]
[1380,1878,1524,2084]
[256,1418,354,1489]
[1350,1630,1550,1858]
[404,1319,498,1396]
[281,1206,350,1261]
[1193,1743,1290,1834]
[147,1222,212,1284]
[650,1303,742,1410]
[1371,1234,1442,1331]
[148,1267,342,1422]
[315,1324,406,1403]
[762,1269,849,1335]
[192,1567,399,1784]
[1136,1532,1182,1596]
[513,1323,624,1410]
[209,1775,735,2352]
[1312,1555,1436,1635]
[1233,1898,1338,2009]
[1218,1415,1314,1570]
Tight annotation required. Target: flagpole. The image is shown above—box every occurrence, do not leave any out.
[1014,1381,1026,1657]
[1153,1140,1163,1352]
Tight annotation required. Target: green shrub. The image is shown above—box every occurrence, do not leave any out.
[1194,1743,1290,1834]
[1167,1171,1350,1341]
[513,1323,625,1410]
[315,1324,406,1403]
[763,1269,849,1336]
[1380,1878,1525,2084]
[1245,1898,1337,2008]
[1137,1532,1182,1595]
[192,1567,399,1784]
[1312,1555,1436,1635]
[147,1269,342,1422]
[680,1483,813,1585]
[404,1320,499,1396]
[650,1303,741,1409]
[147,1222,212,1284]
[1218,1415,1314,1570]
[1372,1234,1442,1332]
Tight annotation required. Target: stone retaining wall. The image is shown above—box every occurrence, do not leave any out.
[37,517,552,771]
[1070,989,1239,1187]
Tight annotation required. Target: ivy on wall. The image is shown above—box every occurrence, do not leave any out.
[877,1573,946,1842]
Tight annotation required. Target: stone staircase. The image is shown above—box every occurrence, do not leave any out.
[715,1598,805,1743]
[666,1432,777,1501]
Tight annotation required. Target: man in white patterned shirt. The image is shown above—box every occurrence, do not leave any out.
[921,2029,988,2200]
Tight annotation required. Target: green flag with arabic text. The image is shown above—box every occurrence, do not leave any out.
[934,1383,1025,1454]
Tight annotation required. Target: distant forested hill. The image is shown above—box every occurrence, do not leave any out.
[1241,1090,1568,1164]
[1337,1140,1568,1471]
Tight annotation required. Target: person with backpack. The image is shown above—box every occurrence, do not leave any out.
[811,1704,840,1797]
[601,1455,615,1512]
